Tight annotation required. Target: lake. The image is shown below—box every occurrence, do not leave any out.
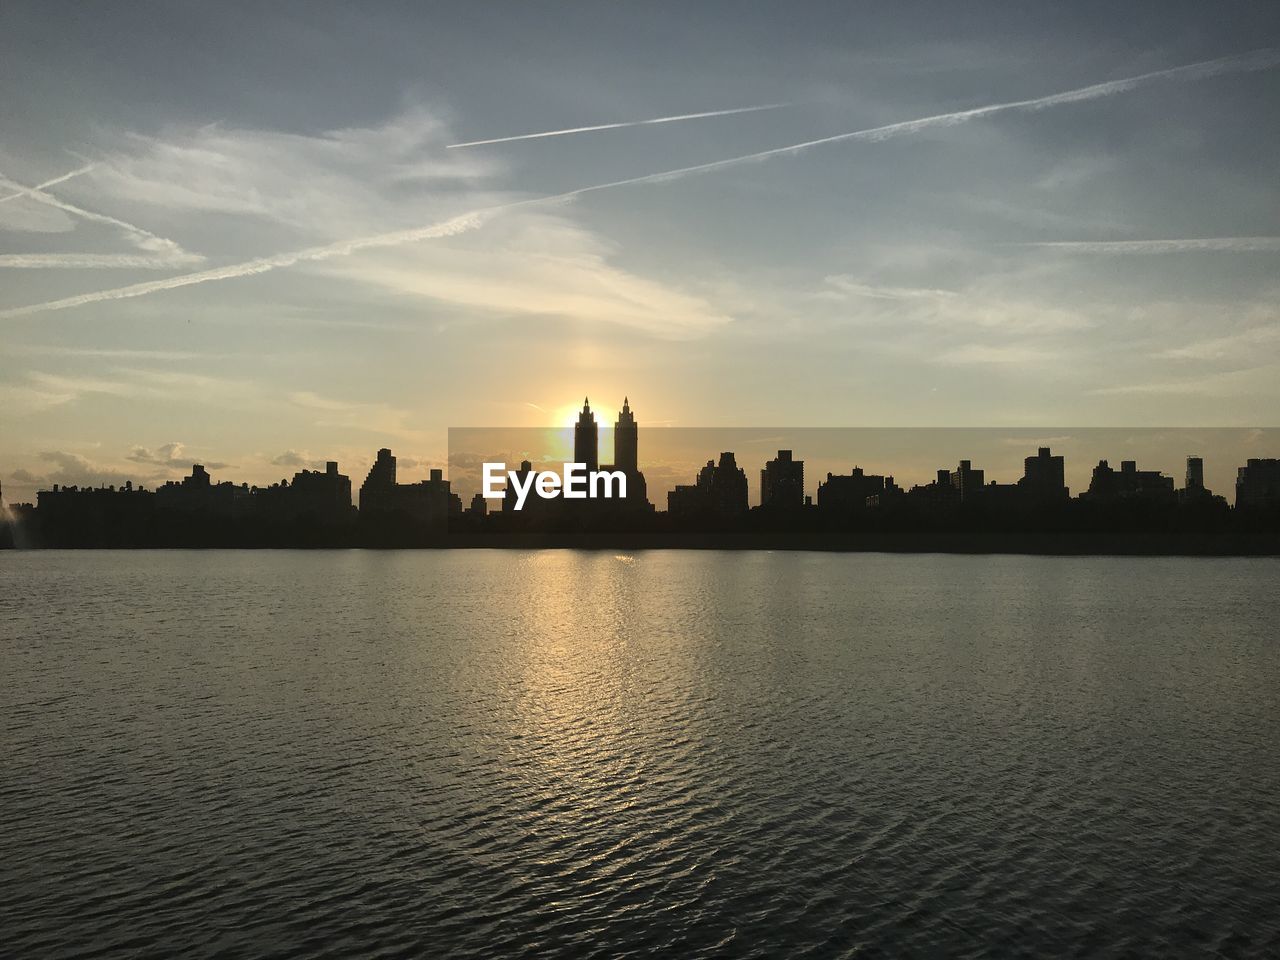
[3,550,1278,958]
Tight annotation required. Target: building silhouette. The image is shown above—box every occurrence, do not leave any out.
[574,398,598,472]
[8,423,1280,550]
[360,448,461,525]
[608,398,650,510]
[1085,460,1175,502]
[156,464,248,517]
[950,460,985,502]
[560,397,650,514]
[502,460,536,513]
[1177,456,1218,504]
[1185,456,1205,493]
[1236,458,1280,509]
[817,466,895,512]
[669,452,748,519]
[615,397,638,473]
[360,448,398,513]
[904,469,962,509]
[761,450,804,510]
[1020,447,1068,502]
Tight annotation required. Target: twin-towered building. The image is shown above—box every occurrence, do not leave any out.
[570,396,650,510]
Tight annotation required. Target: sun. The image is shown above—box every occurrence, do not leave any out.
[549,398,616,428]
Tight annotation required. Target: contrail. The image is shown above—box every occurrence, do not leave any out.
[544,46,1280,194]
[3,47,1276,320]
[0,169,200,264]
[0,252,206,269]
[1023,237,1280,253]
[447,103,790,149]
[0,208,500,318]
[0,163,96,204]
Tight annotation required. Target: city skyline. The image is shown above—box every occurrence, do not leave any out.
[4,391,1280,508]
[10,393,1278,512]
[3,3,1280,507]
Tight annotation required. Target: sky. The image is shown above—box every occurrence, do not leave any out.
[2,1,1278,504]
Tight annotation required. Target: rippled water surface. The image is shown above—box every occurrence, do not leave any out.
[3,550,1279,958]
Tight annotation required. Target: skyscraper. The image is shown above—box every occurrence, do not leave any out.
[359,448,397,513]
[574,397,598,471]
[1020,447,1067,501]
[1185,456,1205,493]
[761,449,804,509]
[1236,459,1280,509]
[614,397,637,474]
[950,460,985,502]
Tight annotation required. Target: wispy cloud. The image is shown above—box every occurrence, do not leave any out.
[0,252,205,269]
[5,368,256,409]
[817,273,1093,333]
[1,344,215,360]
[547,46,1280,193]
[322,211,731,339]
[88,108,496,230]
[3,46,1275,320]
[1022,237,1280,254]
[823,276,959,301]
[935,343,1056,365]
[0,168,203,268]
[270,449,329,469]
[0,208,492,318]
[126,441,229,470]
[1155,324,1280,360]
[0,163,96,204]
[447,103,790,148]
[289,390,424,441]
[1091,365,1279,396]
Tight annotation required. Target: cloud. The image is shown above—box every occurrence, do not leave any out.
[289,390,423,441]
[1091,365,1279,397]
[269,449,333,470]
[1023,238,1280,254]
[0,196,76,233]
[818,273,1093,333]
[270,449,309,468]
[0,382,79,414]
[33,450,159,491]
[88,108,496,230]
[322,210,731,339]
[7,445,228,498]
[935,344,1056,365]
[0,163,96,204]
[822,276,959,301]
[545,47,1280,194]
[0,252,204,269]
[1,344,215,360]
[1155,324,1280,361]
[0,207,495,319]
[127,442,189,468]
[1,368,258,412]
[0,169,202,267]
[5,46,1275,321]
[447,102,790,148]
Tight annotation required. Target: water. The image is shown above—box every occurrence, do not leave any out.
[3,550,1278,958]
